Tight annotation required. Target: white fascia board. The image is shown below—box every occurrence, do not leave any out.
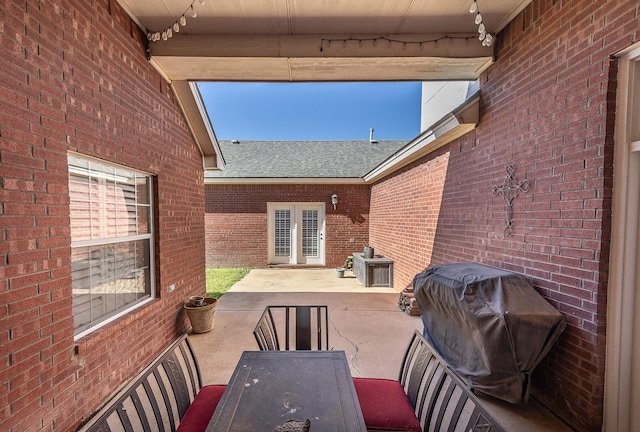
[204,177,365,185]
[189,82,225,170]
[363,94,479,184]
[170,81,222,170]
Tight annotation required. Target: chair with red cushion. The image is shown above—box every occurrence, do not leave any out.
[177,384,227,432]
[353,330,505,432]
[353,377,422,431]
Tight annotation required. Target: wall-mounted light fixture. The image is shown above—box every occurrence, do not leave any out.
[331,194,338,210]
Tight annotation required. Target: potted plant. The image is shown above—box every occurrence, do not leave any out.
[184,295,218,333]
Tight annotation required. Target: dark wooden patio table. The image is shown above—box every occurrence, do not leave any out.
[206,350,367,431]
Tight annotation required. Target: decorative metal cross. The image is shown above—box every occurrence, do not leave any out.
[492,165,531,236]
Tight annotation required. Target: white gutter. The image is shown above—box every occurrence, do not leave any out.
[168,81,225,170]
[189,82,225,170]
[363,93,479,184]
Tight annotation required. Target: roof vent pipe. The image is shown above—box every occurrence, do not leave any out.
[369,128,378,143]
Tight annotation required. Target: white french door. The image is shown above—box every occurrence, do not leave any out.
[268,203,325,265]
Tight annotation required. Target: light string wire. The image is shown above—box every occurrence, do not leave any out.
[321,1,493,51]
[319,35,477,52]
[147,0,206,42]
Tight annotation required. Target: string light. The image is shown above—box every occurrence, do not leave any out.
[147,0,205,42]
[469,0,494,46]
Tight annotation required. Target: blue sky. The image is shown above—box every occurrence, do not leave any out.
[198,82,422,141]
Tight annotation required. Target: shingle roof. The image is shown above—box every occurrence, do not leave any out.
[206,139,408,179]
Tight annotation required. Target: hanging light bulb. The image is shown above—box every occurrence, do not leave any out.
[173,22,180,32]
[479,31,486,40]
[190,5,197,18]
[180,15,187,26]
[478,22,485,33]
[485,34,494,46]
[166,28,172,38]
[469,1,478,14]
[162,30,168,41]
[475,13,483,25]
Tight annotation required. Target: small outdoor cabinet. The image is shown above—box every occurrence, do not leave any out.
[353,252,394,287]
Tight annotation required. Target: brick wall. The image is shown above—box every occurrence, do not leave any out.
[370,1,639,431]
[205,183,369,268]
[0,1,205,431]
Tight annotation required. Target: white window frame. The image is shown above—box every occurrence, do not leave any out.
[68,153,155,338]
[606,42,640,432]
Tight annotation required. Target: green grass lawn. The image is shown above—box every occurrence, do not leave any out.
[206,267,251,299]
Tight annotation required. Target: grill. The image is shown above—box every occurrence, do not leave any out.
[413,262,566,404]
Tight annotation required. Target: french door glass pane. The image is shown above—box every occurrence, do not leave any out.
[302,209,318,256]
[274,210,291,256]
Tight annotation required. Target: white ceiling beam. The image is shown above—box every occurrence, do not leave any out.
[148,34,493,82]
[150,56,493,82]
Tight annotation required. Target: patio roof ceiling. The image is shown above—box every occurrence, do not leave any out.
[116,0,531,169]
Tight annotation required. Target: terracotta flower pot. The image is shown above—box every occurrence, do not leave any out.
[184,297,218,333]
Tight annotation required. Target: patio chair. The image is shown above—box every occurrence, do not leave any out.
[253,305,329,350]
[353,330,505,432]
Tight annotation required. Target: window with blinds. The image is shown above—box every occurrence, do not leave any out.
[68,153,154,336]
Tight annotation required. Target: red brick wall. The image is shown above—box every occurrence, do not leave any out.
[205,183,369,268]
[0,1,205,431]
[370,1,638,431]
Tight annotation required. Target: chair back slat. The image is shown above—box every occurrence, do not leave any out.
[316,306,325,349]
[296,306,312,350]
[397,331,506,432]
[253,305,329,351]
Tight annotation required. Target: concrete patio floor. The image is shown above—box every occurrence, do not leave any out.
[187,268,573,431]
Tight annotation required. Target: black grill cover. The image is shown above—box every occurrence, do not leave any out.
[413,262,565,404]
